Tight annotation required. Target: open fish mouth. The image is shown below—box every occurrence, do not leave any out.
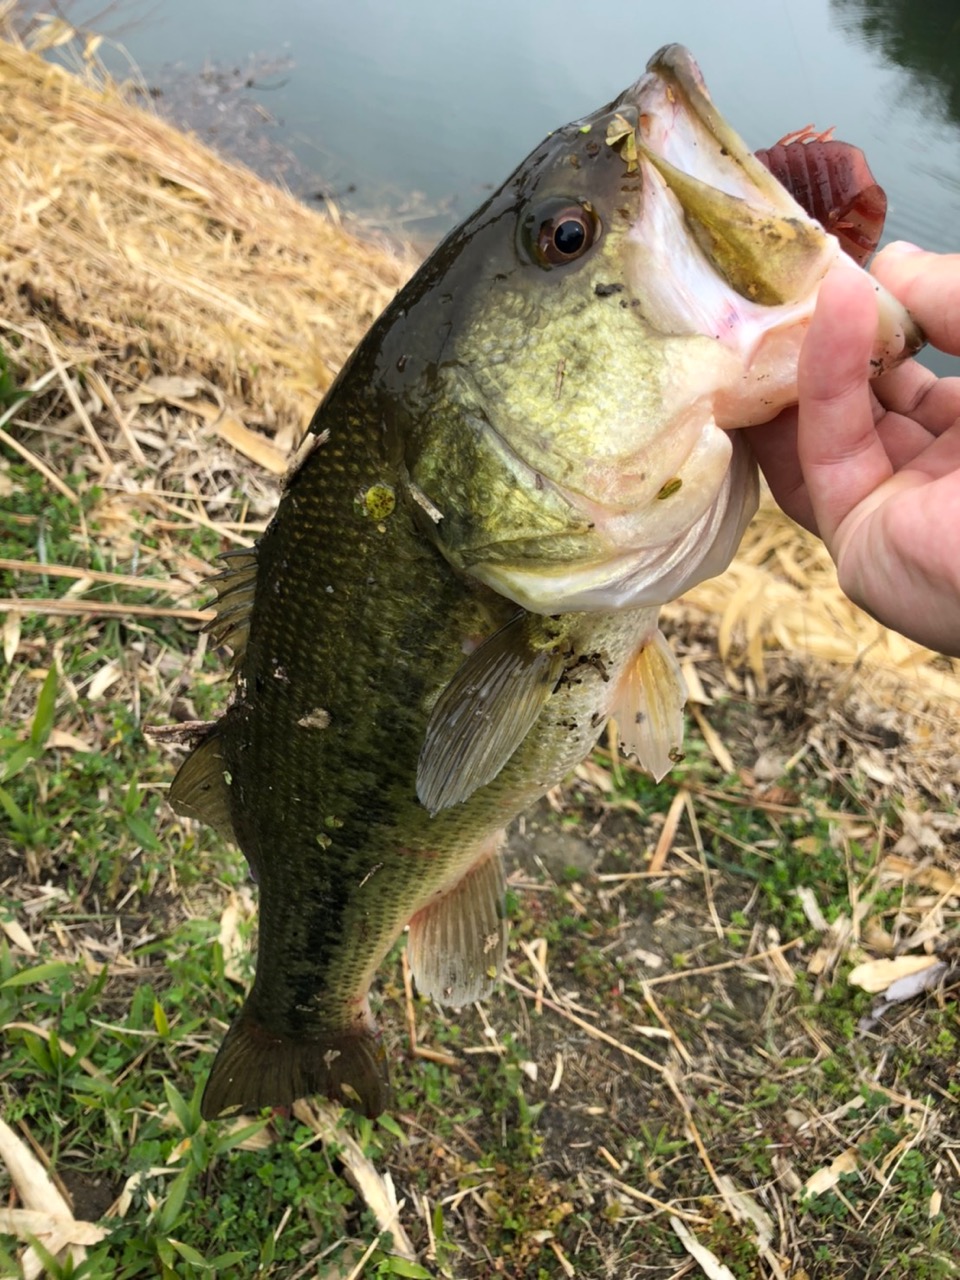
[610,44,923,360]
[632,45,818,218]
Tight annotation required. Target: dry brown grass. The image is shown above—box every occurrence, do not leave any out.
[0,6,415,455]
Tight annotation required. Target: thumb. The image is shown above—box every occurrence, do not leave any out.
[796,266,893,548]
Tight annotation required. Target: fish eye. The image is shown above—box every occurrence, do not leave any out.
[522,200,601,268]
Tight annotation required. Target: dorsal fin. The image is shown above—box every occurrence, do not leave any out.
[168,728,236,843]
[205,548,259,669]
[416,612,566,814]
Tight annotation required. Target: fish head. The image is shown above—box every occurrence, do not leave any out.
[398,45,921,613]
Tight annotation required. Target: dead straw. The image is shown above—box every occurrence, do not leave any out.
[0,598,213,621]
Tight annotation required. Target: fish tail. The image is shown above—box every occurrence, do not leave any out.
[201,1005,391,1120]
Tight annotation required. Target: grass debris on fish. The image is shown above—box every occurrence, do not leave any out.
[169,44,921,1119]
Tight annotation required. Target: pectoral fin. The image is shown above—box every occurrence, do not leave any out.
[407,837,507,1005]
[416,613,565,813]
[614,628,686,782]
[168,728,235,842]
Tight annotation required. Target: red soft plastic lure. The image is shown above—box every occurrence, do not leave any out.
[755,125,887,266]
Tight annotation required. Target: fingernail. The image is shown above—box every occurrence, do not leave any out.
[883,240,924,256]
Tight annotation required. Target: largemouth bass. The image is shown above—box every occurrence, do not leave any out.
[170,45,920,1119]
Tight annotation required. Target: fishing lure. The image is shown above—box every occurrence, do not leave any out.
[755,126,887,266]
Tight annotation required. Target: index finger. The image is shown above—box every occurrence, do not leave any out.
[872,244,960,356]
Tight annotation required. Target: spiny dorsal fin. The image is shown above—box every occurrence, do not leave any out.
[416,612,565,814]
[406,837,507,1005]
[205,548,258,669]
[168,728,236,842]
[613,627,685,783]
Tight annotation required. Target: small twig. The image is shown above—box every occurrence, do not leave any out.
[548,1238,576,1277]
[3,1023,106,1081]
[684,791,723,940]
[0,423,78,503]
[689,703,735,774]
[0,365,61,432]
[420,1191,437,1264]
[649,787,687,875]
[86,369,147,464]
[0,597,213,622]
[0,557,197,596]
[664,1068,740,1222]
[608,1176,710,1225]
[518,937,553,1015]
[695,817,776,859]
[148,494,257,546]
[641,983,694,1068]
[413,1045,461,1067]
[343,1231,385,1280]
[504,974,663,1074]
[595,868,696,883]
[592,755,812,818]
[39,327,112,468]
[643,938,803,987]
[861,1103,930,1225]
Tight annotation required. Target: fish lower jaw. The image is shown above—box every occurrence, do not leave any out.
[624,141,839,343]
[712,253,924,430]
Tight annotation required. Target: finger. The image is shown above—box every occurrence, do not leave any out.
[874,408,940,468]
[872,243,960,356]
[742,410,819,532]
[796,266,894,545]
[870,357,960,435]
[896,414,960,481]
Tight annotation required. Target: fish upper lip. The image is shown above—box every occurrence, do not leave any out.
[618,43,803,215]
[609,44,837,318]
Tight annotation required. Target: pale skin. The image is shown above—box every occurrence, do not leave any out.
[745,242,960,658]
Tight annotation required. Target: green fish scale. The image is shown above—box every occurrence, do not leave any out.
[222,392,510,1034]
[216,371,650,1042]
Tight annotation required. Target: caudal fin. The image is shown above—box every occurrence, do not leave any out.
[201,1006,391,1120]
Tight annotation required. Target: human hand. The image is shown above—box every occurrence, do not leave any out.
[745,243,960,657]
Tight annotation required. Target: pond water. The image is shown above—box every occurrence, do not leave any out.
[33,0,960,370]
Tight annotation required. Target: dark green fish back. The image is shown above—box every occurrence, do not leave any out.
[172,341,520,1116]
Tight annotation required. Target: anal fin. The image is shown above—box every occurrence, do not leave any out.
[407,837,507,1006]
[201,1002,390,1120]
[614,627,686,782]
[168,728,236,842]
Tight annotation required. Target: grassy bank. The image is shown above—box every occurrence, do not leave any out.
[0,14,958,1279]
